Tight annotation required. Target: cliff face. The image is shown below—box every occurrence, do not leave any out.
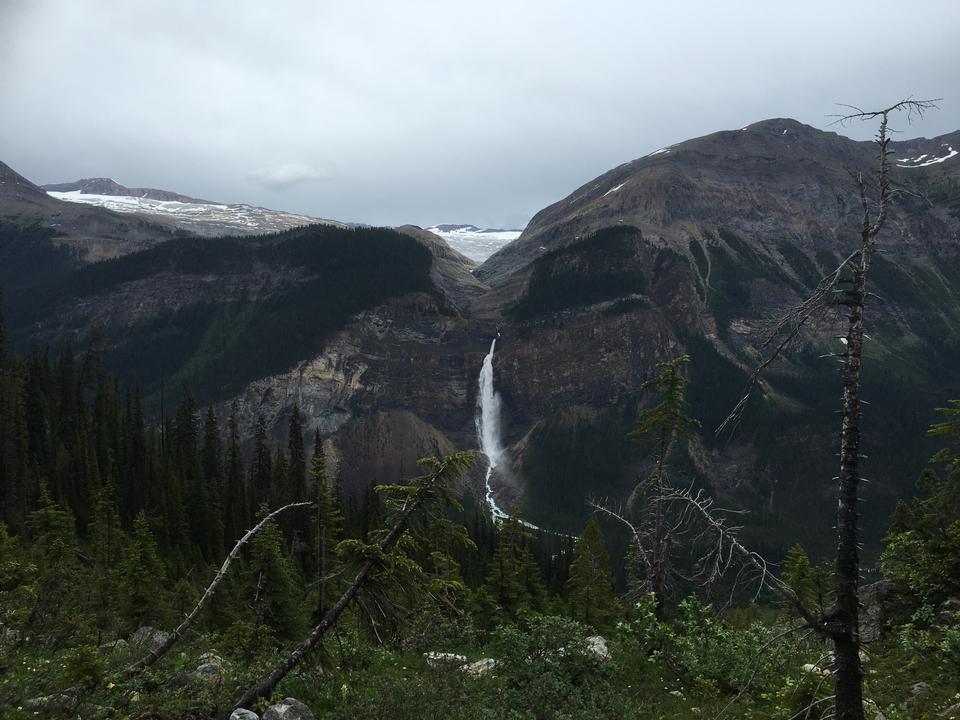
[4,118,960,552]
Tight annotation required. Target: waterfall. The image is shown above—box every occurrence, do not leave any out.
[476,337,508,521]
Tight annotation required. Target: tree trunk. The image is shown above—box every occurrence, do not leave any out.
[832,261,868,720]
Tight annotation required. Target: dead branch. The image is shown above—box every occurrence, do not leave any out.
[111,501,312,683]
[660,486,824,634]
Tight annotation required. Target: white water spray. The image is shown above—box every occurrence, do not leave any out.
[476,337,509,522]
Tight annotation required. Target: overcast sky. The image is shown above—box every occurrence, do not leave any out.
[1,0,957,229]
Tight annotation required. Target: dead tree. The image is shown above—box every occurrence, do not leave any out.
[226,452,474,716]
[717,97,939,720]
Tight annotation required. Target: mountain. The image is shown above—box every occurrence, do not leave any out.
[3,118,959,556]
[425,224,523,263]
[465,118,960,548]
[42,176,348,237]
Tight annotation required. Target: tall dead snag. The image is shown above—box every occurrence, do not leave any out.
[112,501,312,683]
[227,452,474,715]
[718,97,939,720]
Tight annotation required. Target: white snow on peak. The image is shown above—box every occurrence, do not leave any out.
[896,146,958,168]
[47,190,343,235]
[782,129,788,135]
[602,182,627,198]
[425,225,521,263]
[648,147,670,156]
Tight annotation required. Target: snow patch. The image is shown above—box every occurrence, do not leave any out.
[47,190,339,235]
[602,182,626,198]
[896,146,958,168]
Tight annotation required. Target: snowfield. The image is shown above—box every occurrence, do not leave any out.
[47,190,345,236]
[426,225,521,263]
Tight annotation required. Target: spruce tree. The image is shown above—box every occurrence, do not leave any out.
[224,403,247,546]
[567,513,620,630]
[251,415,273,507]
[119,511,170,629]
[287,406,306,503]
[201,405,226,560]
[310,431,342,618]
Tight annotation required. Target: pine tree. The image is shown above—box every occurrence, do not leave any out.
[251,415,273,508]
[782,544,815,609]
[119,511,170,629]
[201,405,225,560]
[310,431,342,618]
[628,354,699,618]
[224,403,247,546]
[287,406,306,503]
[245,506,307,646]
[567,513,620,630]
[485,515,545,621]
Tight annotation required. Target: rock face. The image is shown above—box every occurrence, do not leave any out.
[230,710,260,720]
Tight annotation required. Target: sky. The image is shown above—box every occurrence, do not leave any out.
[1,0,958,230]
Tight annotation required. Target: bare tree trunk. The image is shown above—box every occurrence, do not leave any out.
[832,260,868,720]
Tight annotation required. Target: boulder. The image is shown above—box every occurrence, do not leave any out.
[199,652,224,667]
[423,651,468,669]
[585,635,610,661]
[230,710,260,720]
[262,697,317,720]
[190,662,222,682]
[461,658,497,676]
[128,625,171,650]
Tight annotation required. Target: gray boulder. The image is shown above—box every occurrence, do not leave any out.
[262,697,317,720]
[230,710,260,720]
[461,658,497,676]
[423,651,468,669]
[128,625,171,650]
[97,638,128,653]
[585,635,610,661]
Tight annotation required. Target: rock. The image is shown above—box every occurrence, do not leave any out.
[911,682,931,696]
[97,638,128,653]
[422,651,468,669]
[199,652,224,667]
[801,663,831,677]
[230,710,260,720]
[461,658,497,676]
[190,662,222,681]
[860,581,912,643]
[128,625,171,650]
[584,635,610,661]
[262,697,317,720]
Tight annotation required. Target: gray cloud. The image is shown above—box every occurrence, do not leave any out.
[1,0,957,229]
[247,162,332,190]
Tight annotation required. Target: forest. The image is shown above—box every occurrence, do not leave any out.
[1,297,958,718]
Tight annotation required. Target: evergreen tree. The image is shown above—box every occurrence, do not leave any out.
[567,513,620,630]
[119,511,170,629]
[244,506,307,646]
[201,405,226,560]
[251,415,272,507]
[628,354,699,618]
[485,515,546,621]
[309,431,342,618]
[287,406,306,503]
[782,543,815,609]
[224,403,247,546]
